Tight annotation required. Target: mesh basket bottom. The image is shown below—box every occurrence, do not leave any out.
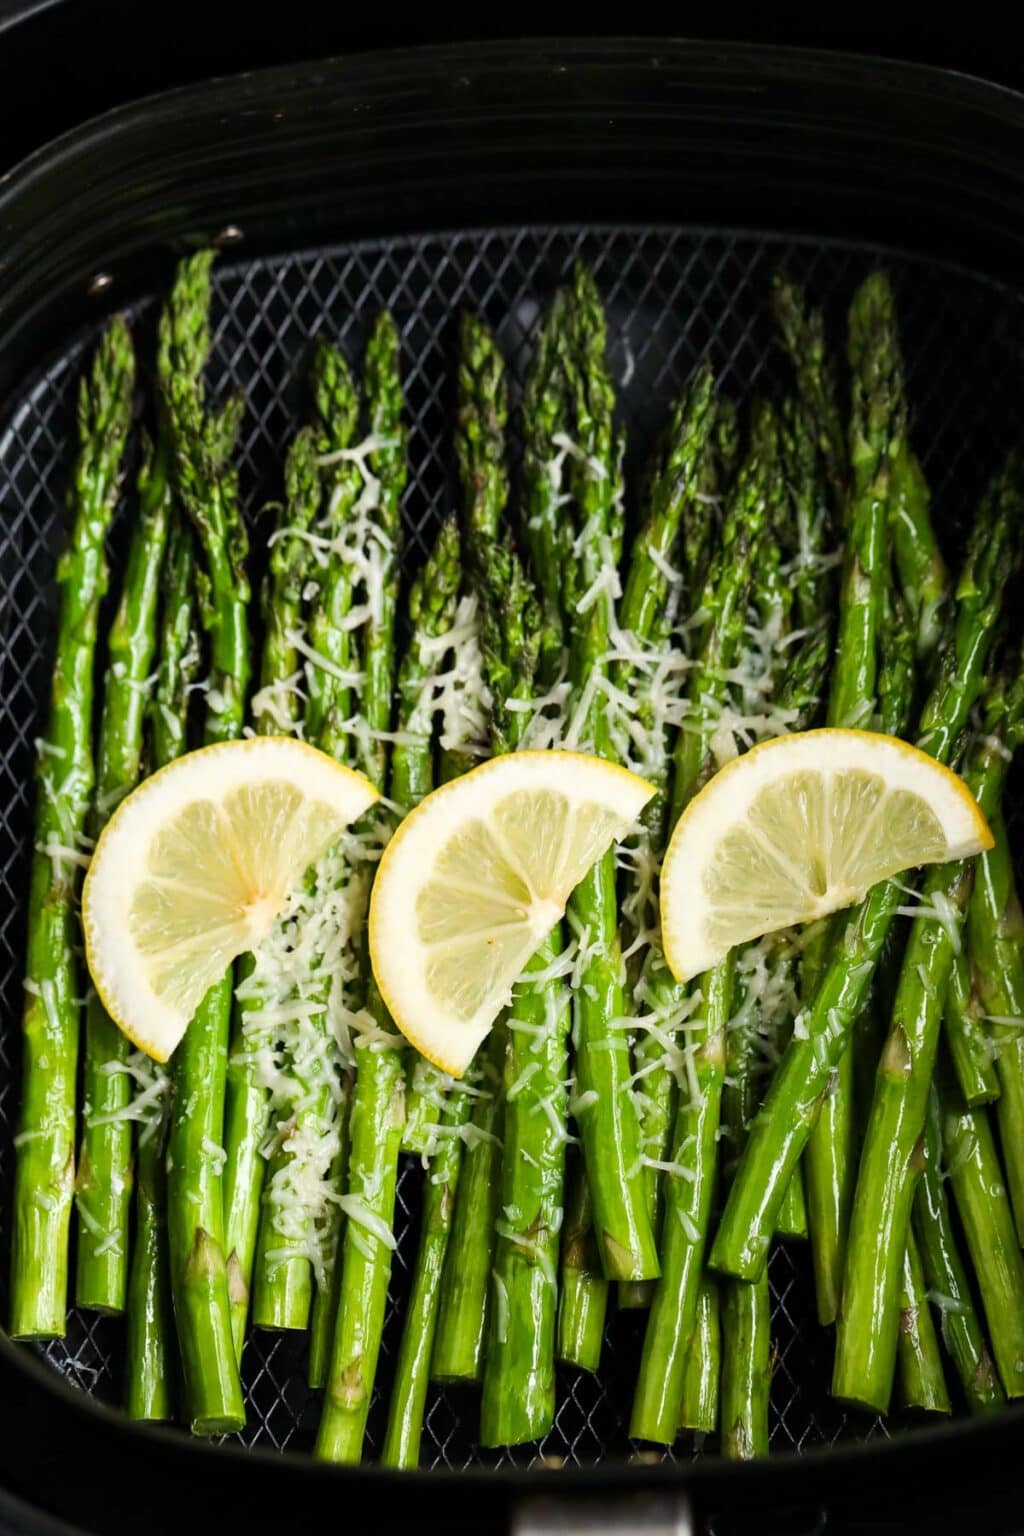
[1,224,1022,1466]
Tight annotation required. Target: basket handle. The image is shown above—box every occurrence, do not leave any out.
[513,1493,693,1536]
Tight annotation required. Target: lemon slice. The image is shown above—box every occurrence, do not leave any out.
[661,727,993,983]
[368,750,654,1075]
[83,738,378,1060]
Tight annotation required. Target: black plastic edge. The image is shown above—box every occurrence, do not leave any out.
[3,40,1024,408]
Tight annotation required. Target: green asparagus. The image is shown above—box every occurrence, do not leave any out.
[896,1230,950,1414]
[160,250,248,1434]
[912,1082,1004,1416]
[76,425,171,1312]
[316,313,409,1464]
[834,732,1015,1411]
[249,385,362,1336]
[10,316,135,1341]
[803,272,903,1328]
[631,409,777,1443]
[711,466,1018,1287]
[125,513,200,1420]
[938,1066,1024,1400]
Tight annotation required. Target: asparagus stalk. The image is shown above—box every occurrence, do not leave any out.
[561,266,658,1285]
[716,440,828,1457]
[431,1029,505,1381]
[520,286,572,680]
[300,343,370,1384]
[429,316,520,1390]
[771,269,846,509]
[944,952,999,1109]
[10,316,134,1341]
[720,956,773,1460]
[833,728,1014,1411]
[159,250,248,1434]
[721,1273,772,1459]
[888,443,949,664]
[480,914,570,1446]
[631,955,735,1444]
[630,414,775,1444]
[680,1276,720,1435]
[378,521,468,1469]
[938,1067,1024,1399]
[76,426,172,1312]
[710,466,1019,1285]
[222,426,322,1351]
[897,1230,950,1414]
[556,1152,607,1372]
[315,314,408,1465]
[250,362,363,1336]
[125,514,200,1420]
[912,1082,1004,1416]
[614,368,716,1311]
[804,272,903,1328]
[967,808,1024,1243]
[760,402,837,1245]
[451,315,571,1448]
[383,1084,473,1467]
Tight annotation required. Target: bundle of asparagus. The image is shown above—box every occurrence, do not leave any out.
[10,246,1024,1472]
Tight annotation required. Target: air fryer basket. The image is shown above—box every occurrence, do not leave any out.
[4,39,1024,1536]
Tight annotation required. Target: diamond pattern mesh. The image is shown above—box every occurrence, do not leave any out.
[1,226,1022,1467]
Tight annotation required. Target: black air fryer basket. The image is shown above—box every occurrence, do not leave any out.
[3,37,1024,1536]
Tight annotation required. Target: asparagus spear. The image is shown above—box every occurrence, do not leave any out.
[159,250,248,1434]
[76,423,172,1312]
[710,466,1019,1286]
[396,329,506,1230]
[721,1272,772,1458]
[944,953,999,1109]
[967,814,1024,1242]
[249,369,363,1336]
[912,1082,1004,1416]
[556,1151,607,1371]
[451,316,572,1448]
[618,399,735,1317]
[430,1030,505,1381]
[429,316,518,1389]
[520,286,572,680]
[630,413,774,1445]
[379,520,468,1469]
[888,444,949,664]
[897,1230,950,1414]
[125,514,200,1420]
[720,956,773,1460]
[834,722,1016,1411]
[315,314,408,1465]
[613,369,716,1312]
[383,1087,472,1466]
[480,911,567,1446]
[299,343,371,1385]
[937,1065,1024,1399]
[10,316,134,1341]
[221,427,321,1352]
[561,266,658,1285]
[680,1276,720,1436]
[771,269,846,509]
[802,272,903,1327]
[754,402,836,1246]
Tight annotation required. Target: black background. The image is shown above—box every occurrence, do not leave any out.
[0,2,1022,176]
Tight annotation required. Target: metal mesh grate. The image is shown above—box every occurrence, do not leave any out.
[2,225,1023,1467]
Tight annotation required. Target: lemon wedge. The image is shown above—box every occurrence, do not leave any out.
[368,750,654,1075]
[82,737,378,1060]
[660,727,993,982]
